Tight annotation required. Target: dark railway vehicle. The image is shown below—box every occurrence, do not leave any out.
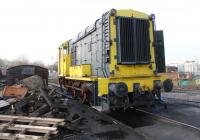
[0,69,2,79]
[6,65,48,86]
[58,9,173,111]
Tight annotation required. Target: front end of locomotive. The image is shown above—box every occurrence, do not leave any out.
[97,9,173,111]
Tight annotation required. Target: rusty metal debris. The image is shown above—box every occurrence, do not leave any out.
[3,85,28,98]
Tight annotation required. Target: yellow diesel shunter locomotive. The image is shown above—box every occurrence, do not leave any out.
[58,9,173,111]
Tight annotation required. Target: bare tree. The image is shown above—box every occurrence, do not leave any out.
[0,56,50,70]
[9,55,29,67]
[46,62,58,72]
[32,60,45,67]
[0,58,4,67]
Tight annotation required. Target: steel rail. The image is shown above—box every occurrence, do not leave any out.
[164,97,200,107]
[171,89,200,94]
[135,108,200,131]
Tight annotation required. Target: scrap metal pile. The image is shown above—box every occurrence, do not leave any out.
[0,75,81,139]
[1,65,133,140]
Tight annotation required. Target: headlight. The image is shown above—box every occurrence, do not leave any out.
[109,82,128,97]
[110,9,117,16]
[163,79,173,92]
[133,83,140,92]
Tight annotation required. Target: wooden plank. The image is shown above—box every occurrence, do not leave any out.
[44,123,58,138]
[0,115,65,125]
[0,115,63,139]
[0,124,58,134]
[0,118,16,132]
[0,133,47,140]
[20,120,36,134]
[0,115,65,122]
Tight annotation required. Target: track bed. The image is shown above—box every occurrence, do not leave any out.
[108,108,200,140]
[1,83,198,140]
[53,86,200,140]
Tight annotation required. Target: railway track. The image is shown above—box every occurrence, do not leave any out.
[162,91,200,107]
[108,108,200,140]
[49,82,200,140]
[108,107,200,130]
[172,89,200,94]
[164,97,200,107]
[136,109,200,131]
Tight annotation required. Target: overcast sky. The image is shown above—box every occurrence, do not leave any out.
[0,0,199,64]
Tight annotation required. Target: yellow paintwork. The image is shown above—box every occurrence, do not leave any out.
[58,9,167,96]
[109,9,156,78]
[70,65,91,77]
[98,75,166,96]
[64,55,71,76]
[58,41,71,76]
[65,76,97,81]
[63,74,166,96]
[93,9,163,95]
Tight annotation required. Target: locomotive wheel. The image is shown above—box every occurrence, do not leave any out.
[76,92,88,104]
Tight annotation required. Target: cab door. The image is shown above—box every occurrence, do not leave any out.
[154,30,166,73]
[58,42,70,76]
[58,46,64,76]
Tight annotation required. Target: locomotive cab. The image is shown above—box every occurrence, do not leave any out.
[58,41,71,77]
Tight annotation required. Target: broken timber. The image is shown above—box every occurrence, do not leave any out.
[0,115,65,140]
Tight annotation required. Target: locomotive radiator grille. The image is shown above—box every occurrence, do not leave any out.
[116,17,150,64]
